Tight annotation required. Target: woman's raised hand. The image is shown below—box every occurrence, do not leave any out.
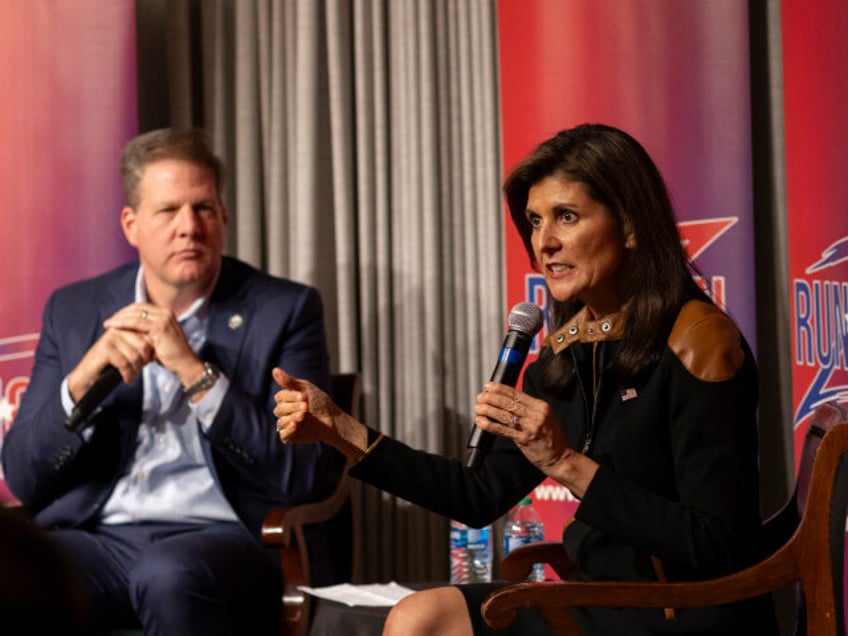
[272,368,368,458]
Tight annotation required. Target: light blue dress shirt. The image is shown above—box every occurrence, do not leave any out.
[61,268,238,524]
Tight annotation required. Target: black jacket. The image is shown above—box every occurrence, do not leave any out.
[351,299,777,634]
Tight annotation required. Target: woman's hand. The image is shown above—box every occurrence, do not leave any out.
[472,382,598,498]
[272,368,369,458]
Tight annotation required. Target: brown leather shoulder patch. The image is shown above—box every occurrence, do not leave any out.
[668,300,744,382]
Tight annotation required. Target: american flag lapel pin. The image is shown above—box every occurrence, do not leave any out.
[621,387,638,402]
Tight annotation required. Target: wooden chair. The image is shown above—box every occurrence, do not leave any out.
[482,401,848,635]
[262,372,363,636]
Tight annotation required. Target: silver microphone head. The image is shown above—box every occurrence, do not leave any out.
[508,302,544,336]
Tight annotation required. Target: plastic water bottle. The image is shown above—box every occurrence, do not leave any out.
[503,497,545,581]
[449,520,492,584]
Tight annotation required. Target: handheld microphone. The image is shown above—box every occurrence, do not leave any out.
[65,365,122,432]
[466,302,544,471]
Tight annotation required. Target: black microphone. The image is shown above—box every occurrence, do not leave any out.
[65,365,122,432]
[466,302,544,471]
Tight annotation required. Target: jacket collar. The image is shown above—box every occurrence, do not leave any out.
[547,306,627,355]
[203,257,249,373]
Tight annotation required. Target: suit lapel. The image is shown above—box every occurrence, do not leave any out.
[103,264,138,320]
[204,259,250,377]
[96,264,144,470]
[107,265,141,392]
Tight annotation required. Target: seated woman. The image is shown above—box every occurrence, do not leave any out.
[271,123,778,635]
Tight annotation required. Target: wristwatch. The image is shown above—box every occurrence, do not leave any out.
[184,362,218,397]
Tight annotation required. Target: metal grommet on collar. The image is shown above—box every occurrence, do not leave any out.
[568,325,579,335]
[601,321,612,332]
[556,334,565,343]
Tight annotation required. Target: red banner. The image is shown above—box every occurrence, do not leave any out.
[497,0,756,548]
[781,0,848,626]
[0,1,137,502]
[782,0,848,458]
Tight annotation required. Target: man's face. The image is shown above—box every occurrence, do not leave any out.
[121,159,227,301]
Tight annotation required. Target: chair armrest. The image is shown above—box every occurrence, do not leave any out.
[262,460,353,547]
[261,460,354,635]
[501,541,579,581]
[483,541,799,632]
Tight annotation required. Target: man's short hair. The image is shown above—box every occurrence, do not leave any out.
[120,128,225,208]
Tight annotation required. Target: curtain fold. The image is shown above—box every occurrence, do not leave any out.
[137,0,503,583]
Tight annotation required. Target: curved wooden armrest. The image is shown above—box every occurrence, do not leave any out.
[501,541,579,581]
[484,541,798,632]
[261,507,297,548]
[261,486,351,549]
[261,459,355,635]
[486,409,848,635]
[262,374,362,636]
[261,459,354,549]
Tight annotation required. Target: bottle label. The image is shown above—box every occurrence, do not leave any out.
[466,527,489,548]
[450,523,492,585]
[505,535,533,553]
[450,525,467,548]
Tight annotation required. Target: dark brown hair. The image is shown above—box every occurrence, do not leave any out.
[504,123,708,386]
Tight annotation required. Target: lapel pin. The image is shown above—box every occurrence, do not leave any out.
[621,388,638,402]
[228,314,244,330]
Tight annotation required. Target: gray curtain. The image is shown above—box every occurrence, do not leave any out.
[135,0,796,602]
[136,0,503,583]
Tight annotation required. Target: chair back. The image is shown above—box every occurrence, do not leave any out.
[322,373,363,584]
[759,401,847,557]
[262,372,362,636]
[795,401,847,516]
[329,373,362,420]
[791,405,848,635]
[753,402,848,635]
[288,372,363,586]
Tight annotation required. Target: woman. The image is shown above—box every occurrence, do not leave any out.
[272,124,777,634]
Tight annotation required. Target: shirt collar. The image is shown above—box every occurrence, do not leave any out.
[133,265,214,322]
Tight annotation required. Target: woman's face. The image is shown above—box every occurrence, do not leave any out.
[525,175,632,317]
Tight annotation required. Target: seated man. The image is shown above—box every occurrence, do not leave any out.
[1,128,340,634]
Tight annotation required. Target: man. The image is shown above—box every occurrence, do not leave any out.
[1,128,339,634]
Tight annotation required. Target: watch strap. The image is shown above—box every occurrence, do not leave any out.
[184,362,218,397]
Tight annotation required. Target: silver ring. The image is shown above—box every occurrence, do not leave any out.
[140,309,149,320]
[509,414,520,428]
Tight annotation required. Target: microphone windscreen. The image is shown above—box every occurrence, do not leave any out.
[508,302,544,336]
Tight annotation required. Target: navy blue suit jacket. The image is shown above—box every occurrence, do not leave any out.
[2,256,339,542]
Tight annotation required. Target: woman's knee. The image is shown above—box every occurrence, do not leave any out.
[383,586,472,636]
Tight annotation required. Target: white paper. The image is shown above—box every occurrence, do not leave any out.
[297,582,416,607]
